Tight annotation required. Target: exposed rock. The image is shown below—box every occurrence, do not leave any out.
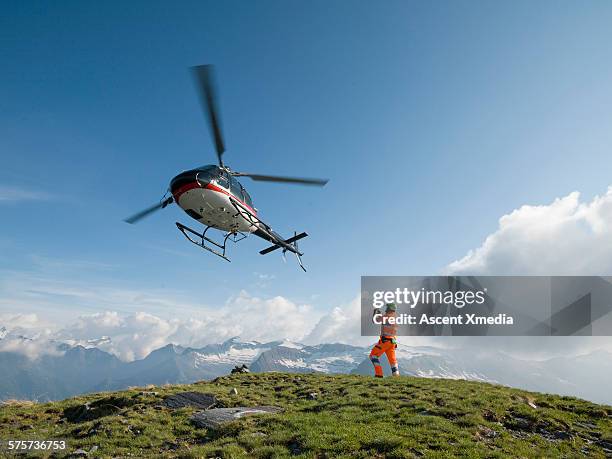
[163,392,217,410]
[532,426,575,443]
[229,387,238,396]
[191,406,282,429]
[588,430,602,439]
[231,364,250,374]
[138,391,158,397]
[575,421,597,430]
[307,392,318,400]
[553,431,572,440]
[63,396,135,423]
[70,449,89,457]
[595,439,612,452]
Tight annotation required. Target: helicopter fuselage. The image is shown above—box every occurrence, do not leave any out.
[170,165,257,234]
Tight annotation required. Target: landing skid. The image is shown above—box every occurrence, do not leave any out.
[175,221,246,262]
[175,199,308,271]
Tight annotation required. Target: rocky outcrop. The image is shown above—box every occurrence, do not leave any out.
[163,392,218,410]
[191,406,282,429]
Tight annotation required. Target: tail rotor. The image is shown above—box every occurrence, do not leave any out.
[292,231,306,272]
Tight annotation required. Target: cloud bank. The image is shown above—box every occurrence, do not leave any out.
[446,187,612,275]
[1,292,319,361]
[440,186,612,357]
[68,291,317,361]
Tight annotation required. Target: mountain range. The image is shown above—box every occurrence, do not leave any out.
[1,331,611,405]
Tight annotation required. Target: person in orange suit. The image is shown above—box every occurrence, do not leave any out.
[369,302,399,378]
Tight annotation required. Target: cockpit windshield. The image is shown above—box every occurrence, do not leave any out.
[193,166,254,208]
[196,165,218,185]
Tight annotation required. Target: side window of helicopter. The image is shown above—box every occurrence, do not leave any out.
[242,188,253,208]
[229,176,243,201]
[217,169,230,189]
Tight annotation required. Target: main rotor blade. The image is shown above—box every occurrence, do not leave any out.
[191,64,225,166]
[124,197,173,224]
[233,172,328,186]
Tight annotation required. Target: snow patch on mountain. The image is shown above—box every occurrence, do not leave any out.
[276,340,304,350]
[192,346,268,366]
[62,336,113,349]
[250,343,368,374]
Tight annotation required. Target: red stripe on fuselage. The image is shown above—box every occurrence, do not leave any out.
[172,181,257,216]
[172,182,202,201]
[205,183,258,216]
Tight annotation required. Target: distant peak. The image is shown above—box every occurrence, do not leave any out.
[277,340,304,350]
[154,343,184,354]
[222,337,262,347]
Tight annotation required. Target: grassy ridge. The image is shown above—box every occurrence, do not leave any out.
[0,373,611,458]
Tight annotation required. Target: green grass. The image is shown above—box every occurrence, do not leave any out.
[0,373,610,458]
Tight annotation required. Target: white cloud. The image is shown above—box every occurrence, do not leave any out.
[303,296,369,346]
[0,336,63,360]
[0,186,52,203]
[0,313,60,359]
[44,291,320,361]
[446,187,612,275]
[219,291,316,343]
[61,311,177,361]
[0,312,51,331]
[442,186,612,358]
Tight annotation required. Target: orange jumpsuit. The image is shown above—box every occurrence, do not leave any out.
[369,310,399,378]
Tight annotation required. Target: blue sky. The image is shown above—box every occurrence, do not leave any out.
[2,1,612,325]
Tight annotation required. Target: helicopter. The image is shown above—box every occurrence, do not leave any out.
[124,65,328,271]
